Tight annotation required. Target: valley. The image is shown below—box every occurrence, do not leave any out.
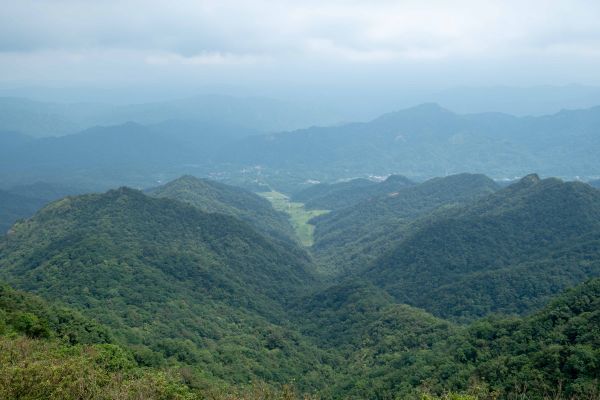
[259,190,329,247]
[1,169,599,399]
[3,2,600,397]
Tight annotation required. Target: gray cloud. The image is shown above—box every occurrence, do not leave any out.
[1,0,600,91]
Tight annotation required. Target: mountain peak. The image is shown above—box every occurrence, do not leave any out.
[372,102,456,126]
[520,173,541,185]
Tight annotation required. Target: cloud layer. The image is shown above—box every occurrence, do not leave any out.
[1,0,600,88]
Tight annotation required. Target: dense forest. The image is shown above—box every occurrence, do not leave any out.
[1,173,599,399]
[3,1,600,397]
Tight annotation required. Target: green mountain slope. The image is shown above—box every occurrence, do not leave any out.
[0,187,334,389]
[311,173,499,275]
[365,175,600,320]
[292,175,414,211]
[1,282,305,399]
[147,175,296,242]
[290,278,600,399]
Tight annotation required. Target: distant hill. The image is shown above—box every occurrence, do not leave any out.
[0,187,333,387]
[6,181,89,202]
[292,175,414,211]
[147,175,296,242]
[0,190,47,234]
[311,173,499,275]
[4,104,600,190]
[0,122,210,187]
[590,179,600,188]
[222,103,600,180]
[0,120,275,188]
[364,175,600,320]
[0,95,340,137]
[0,181,89,235]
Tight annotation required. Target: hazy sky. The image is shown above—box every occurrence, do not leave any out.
[1,0,600,104]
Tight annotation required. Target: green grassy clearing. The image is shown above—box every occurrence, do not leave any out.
[259,191,329,246]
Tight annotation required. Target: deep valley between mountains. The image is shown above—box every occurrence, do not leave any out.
[1,172,599,399]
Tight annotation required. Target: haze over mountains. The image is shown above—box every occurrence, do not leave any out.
[2,64,600,400]
[0,95,339,137]
[3,0,600,397]
[2,99,600,192]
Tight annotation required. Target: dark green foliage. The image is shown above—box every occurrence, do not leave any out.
[294,279,600,399]
[456,278,600,399]
[0,187,337,389]
[0,283,113,343]
[1,172,599,399]
[311,173,499,275]
[365,175,600,320]
[147,175,296,242]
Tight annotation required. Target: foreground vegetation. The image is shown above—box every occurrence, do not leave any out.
[1,278,599,399]
[0,175,599,399]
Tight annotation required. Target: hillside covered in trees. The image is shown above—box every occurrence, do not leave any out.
[0,173,599,399]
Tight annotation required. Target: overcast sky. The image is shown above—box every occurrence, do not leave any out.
[1,0,600,107]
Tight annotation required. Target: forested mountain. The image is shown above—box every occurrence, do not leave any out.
[297,278,600,399]
[0,281,303,399]
[0,187,336,389]
[2,100,600,398]
[291,175,414,211]
[590,179,600,189]
[147,175,296,241]
[311,173,499,275]
[0,189,47,234]
[364,174,600,320]
[4,104,600,190]
[223,103,600,180]
[1,176,599,398]
[0,121,249,188]
[0,122,187,172]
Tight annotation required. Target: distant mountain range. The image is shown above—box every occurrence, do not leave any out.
[2,102,600,189]
[0,190,47,234]
[0,95,340,137]
[224,103,600,181]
